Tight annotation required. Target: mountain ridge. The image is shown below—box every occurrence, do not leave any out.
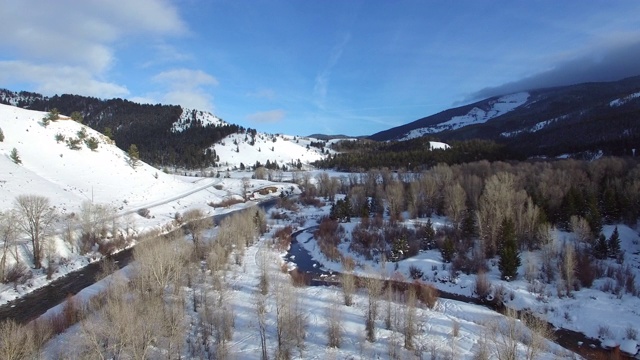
[369,75,640,158]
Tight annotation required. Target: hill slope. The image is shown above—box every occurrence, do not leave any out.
[370,76,640,158]
[0,103,242,216]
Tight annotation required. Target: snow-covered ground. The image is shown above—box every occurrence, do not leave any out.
[609,91,640,107]
[287,201,640,355]
[40,205,570,360]
[0,103,300,304]
[213,133,331,171]
[399,92,529,140]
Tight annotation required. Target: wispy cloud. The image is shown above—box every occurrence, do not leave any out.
[247,89,277,100]
[152,68,218,111]
[313,33,351,109]
[246,109,286,124]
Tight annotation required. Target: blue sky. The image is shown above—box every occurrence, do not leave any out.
[2,1,640,136]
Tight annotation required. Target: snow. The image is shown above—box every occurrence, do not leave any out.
[620,339,638,355]
[0,103,300,304]
[399,92,529,140]
[609,91,640,107]
[501,114,569,138]
[212,133,331,170]
[41,206,568,360]
[281,198,640,353]
[171,107,227,132]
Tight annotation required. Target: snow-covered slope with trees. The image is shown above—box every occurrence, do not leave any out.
[398,92,529,140]
[0,103,205,214]
[212,132,333,171]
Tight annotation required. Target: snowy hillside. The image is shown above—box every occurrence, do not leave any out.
[171,107,227,132]
[213,132,333,171]
[0,104,294,219]
[0,103,201,215]
[398,92,529,140]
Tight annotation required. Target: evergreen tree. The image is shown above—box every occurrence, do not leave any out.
[585,194,602,237]
[440,237,455,263]
[128,144,140,168]
[593,233,608,259]
[70,111,83,123]
[498,218,521,280]
[10,148,21,164]
[0,126,4,142]
[460,210,476,239]
[85,137,99,151]
[607,226,621,258]
[42,108,59,126]
[103,127,114,140]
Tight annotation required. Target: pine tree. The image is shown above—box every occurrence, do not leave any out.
[85,137,99,151]
[593,233,608,259]
[440,237,455,263]
[607,226,621,258]
[103,127,114,140]
[128,144,140,168]
[498,218,521,280]
[43,108,60,125]
[10,148,21,164]
[70,111,83,123]
[0,126,4,142]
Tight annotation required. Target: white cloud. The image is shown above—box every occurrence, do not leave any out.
[0,0,187,97]
[246,109,286,124]
[151,68,218,111]
[0,61,129,98]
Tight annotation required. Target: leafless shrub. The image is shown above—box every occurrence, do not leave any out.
[452,320,461,338]
[364,276,383,342]
[409,265,424,280]
[475,270,492,299]
[4,262,29,284]
[274,225,294,251]
[326,299,343,348]
[597,324,611,339]
[625,325,638,340]
[413,281,438,309]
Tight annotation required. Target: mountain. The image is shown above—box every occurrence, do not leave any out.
[369,76,640,158]
[0,89,330,170]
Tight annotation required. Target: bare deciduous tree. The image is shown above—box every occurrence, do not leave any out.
[326,295,343,348]
[403,285,417,350]
[561,243,576,295]
[0,211,19,281]
[14,195,57,269]
[444,182,467,231]
[134,236,186,294]
[364,277,383,342]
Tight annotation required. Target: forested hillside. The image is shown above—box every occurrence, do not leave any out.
[0,90,241,168]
